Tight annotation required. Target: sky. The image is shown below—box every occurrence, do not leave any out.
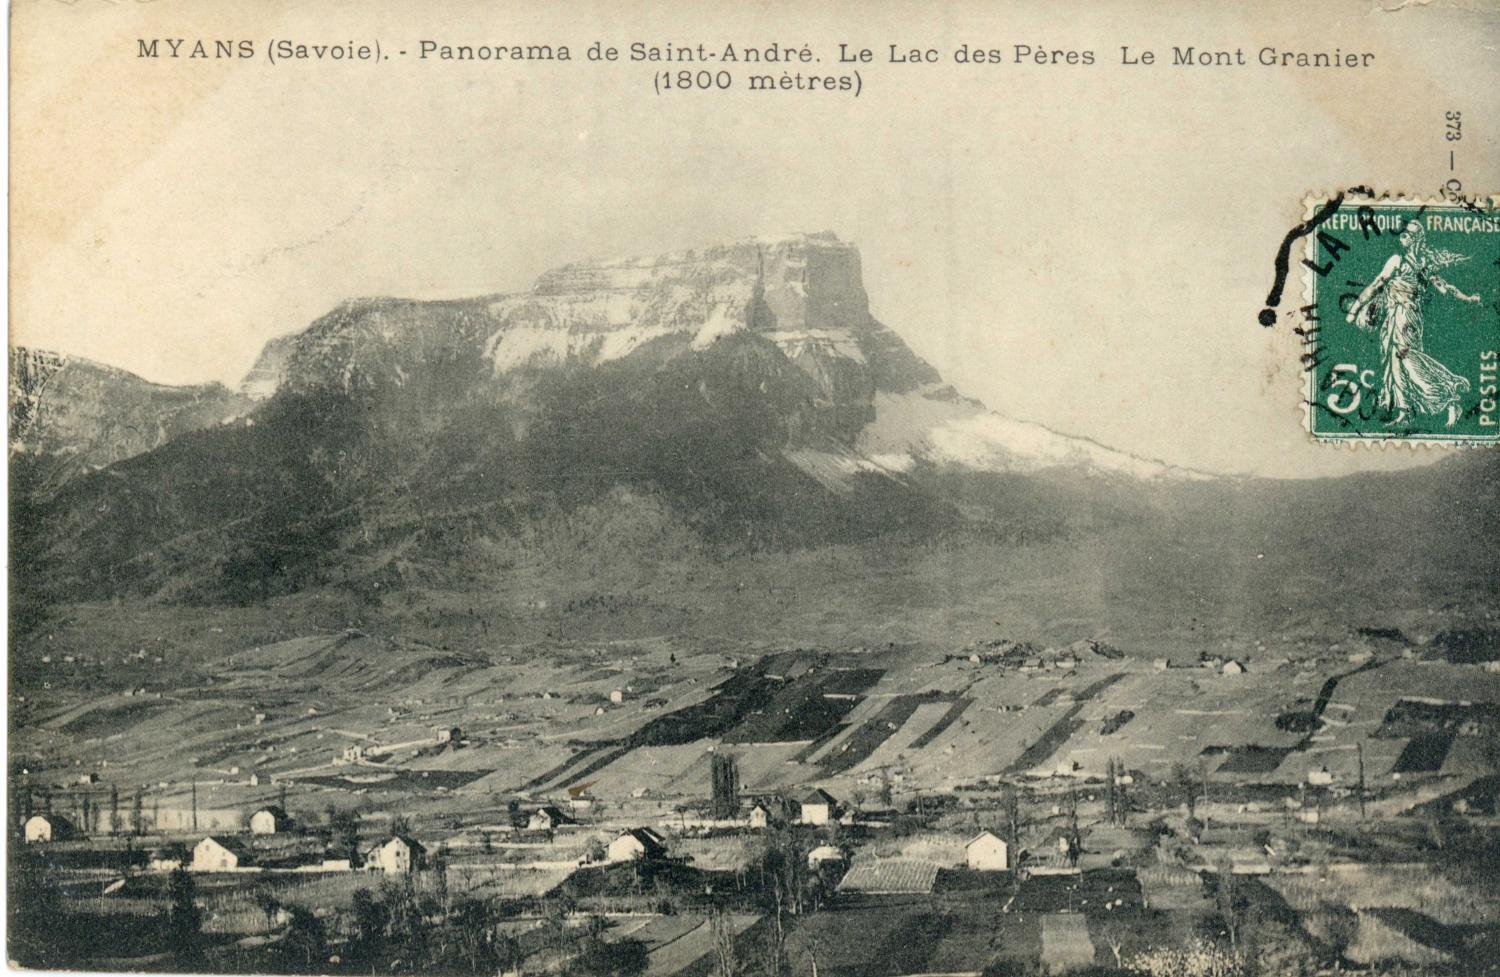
[10,0,1500,477]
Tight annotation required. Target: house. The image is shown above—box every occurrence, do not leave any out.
[609,689,625,705]
[1153,658,1171,671]
[1222,660,1246,675]
[193,836,252,871]
[527,806,575,831]
[148,844,189,872]
[1229,851,1273,875]
[748,803,774,829]
[434,726,463,745]
[799,788,840,826]
[607,828,667,863]
[1307,768,1335,786]
[807,844,845,869]
[965,830,1010,871]
[23,814,75,844]
[365,836,425,874]
[249,806,294,835]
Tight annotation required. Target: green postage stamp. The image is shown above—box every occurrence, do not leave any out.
[1304,198,1500,443]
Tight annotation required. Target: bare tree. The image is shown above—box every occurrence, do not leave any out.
[710,907,739,977]
[1213,859,1244,950]
[1098,918,1128,970]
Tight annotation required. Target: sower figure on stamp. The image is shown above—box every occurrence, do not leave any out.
[1346,221,1482,427]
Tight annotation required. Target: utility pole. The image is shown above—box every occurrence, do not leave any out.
[191,779,198,832]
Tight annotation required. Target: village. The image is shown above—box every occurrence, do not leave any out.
[9,626,1500,975]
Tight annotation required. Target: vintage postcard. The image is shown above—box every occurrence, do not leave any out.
[7,1,1499,975]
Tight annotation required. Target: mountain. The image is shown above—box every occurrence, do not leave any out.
[9,232,1496,636]
[9,347,250,495]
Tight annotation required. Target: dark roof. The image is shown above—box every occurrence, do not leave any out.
[532,805,574,823]
[253,805,292,822]
[201,836,253,859]
[617,828,667,857]
[377,834,426,855]
[801,788,839,806]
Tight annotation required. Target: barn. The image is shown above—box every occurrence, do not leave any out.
[23,814,75,844]
[364,836,426,874]
[807,844,845,869]
[607,828,667,863]
[527,806,575,831]
[249,806,294,835]
[798,788,840,826]
[192,836,252,871]
[965,830,1010,871]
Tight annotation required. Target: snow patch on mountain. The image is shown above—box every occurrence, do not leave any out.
[859,390,1211,481]
[767,330,867,364]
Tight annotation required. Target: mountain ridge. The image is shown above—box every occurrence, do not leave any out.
[11,232,1495,627]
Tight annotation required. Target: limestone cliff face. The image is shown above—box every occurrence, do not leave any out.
[22,233,1195,504]
[237,333,299,400]
[240,233,948,460]
[9,347,249,485]
[233,232,1205,484]
[493,232,939,394]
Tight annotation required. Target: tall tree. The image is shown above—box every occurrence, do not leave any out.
[1004,784,1023,875]
[278,907,327,974]
[166,867,203,966]
[1356,742,1368,820]
[711,753,741,820]
[1066,785,1082,867]
[1171,763,1197,818]
[1106,758,1118,826]
[1213,859,1245,950]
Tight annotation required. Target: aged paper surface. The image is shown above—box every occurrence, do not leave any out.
[8,1,1499,975]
